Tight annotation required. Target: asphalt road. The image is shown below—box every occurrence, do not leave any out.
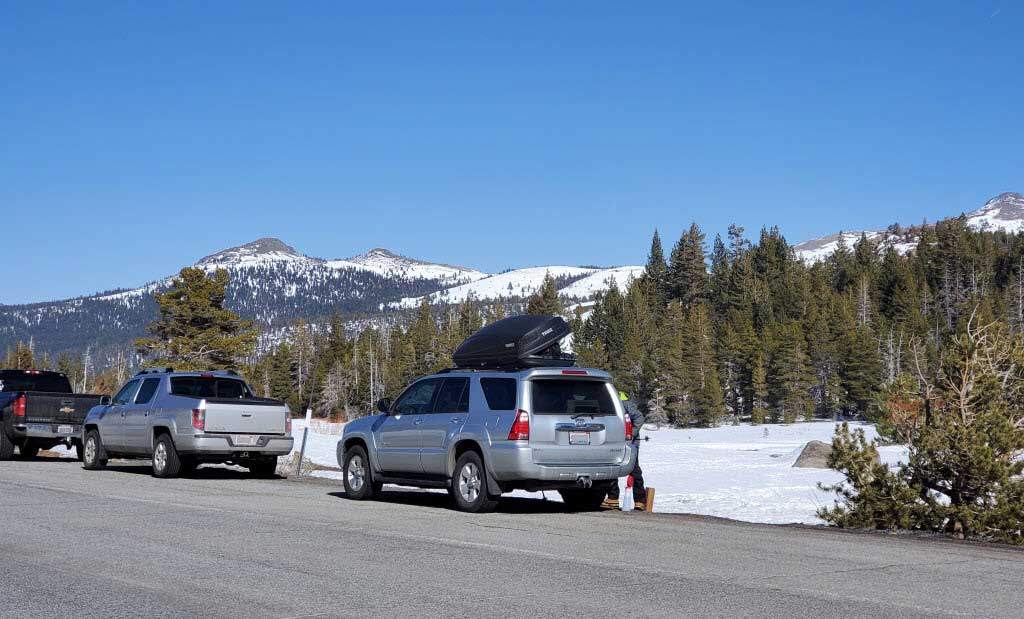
[1,459,1021,619]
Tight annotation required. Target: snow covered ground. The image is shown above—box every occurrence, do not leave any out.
[286,420,907,525]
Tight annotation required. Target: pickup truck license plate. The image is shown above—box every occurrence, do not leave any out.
[232,435,258,446]
[569,431,590,445]
[57,425,74,435]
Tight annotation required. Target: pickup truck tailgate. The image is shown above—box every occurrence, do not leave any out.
[203,399,288,434]
[22,392,102,425]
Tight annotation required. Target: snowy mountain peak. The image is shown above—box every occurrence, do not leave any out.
[196,237,311,269]
[965,192,1024,234]
[326,248,487,283]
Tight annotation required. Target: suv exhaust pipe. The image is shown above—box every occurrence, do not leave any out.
[576,476,592,489]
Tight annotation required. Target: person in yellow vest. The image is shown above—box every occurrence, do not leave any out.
[603,391,647,509]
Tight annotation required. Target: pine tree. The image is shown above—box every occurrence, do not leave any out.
[667,223,708,308]
[768,322,814,423]
[135,267,258,370]
[4,341,35,370]
[821,316,1024,544]
[750,350,769,425]
[526,272,564,316]
[645,230,669,307]
[681,304,724,427]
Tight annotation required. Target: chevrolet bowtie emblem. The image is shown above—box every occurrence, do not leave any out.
[59,406,74,414]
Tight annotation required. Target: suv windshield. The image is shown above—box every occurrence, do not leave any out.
[530,379,616,416]
[0,371,72,393]
[170,377,254,399]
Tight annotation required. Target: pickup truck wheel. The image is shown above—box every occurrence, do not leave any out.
[73,441,84,462]
[343,446,378,500]
[452,451,499,513]
[558,487,608,512]
[18,443,40,459]
[152,434,181,478]
[0,429,14,461]
[82,430,107,470]
[247,457,278,478]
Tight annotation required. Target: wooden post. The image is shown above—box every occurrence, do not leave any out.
[641,487,656,512]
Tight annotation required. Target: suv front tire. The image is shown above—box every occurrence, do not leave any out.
[343,445,380,500]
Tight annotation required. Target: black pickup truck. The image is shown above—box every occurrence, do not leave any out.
[0,369,107,460]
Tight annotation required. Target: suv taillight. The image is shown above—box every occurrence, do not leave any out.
[508,409,530,441]
[13,395,26,418]
[191,408,205,431]
[285,413,292,433]
[624,414,632,440]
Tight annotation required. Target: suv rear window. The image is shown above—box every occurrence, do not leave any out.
[170,377,254,399]
[0,371,72,393]
[480,378,517,410]
[530,379,615,416]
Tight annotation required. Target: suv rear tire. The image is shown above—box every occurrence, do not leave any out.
[152,434,182,478]
[343,445,379,500]
[82,430,107,470]
[451,451,499,513]
[559,486,610,512]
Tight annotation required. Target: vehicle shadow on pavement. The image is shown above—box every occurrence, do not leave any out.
[327,489,570,514]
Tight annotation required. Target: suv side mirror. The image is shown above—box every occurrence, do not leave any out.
[99,395,112,406]
[376,398,391,414]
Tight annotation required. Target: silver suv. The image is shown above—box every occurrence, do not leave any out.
[337,367,635,512]
[81,369,294,478]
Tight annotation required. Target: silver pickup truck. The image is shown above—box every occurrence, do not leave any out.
[81,369,294,478]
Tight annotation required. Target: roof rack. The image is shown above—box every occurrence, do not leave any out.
[135,367,174,376]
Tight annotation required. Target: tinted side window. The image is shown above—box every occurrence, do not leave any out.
[112,380,140,405]
[392,379,440,415]
[170,377,253,399]
[433,378,469,414]
[134,378,161,405]
[480,378,517,411]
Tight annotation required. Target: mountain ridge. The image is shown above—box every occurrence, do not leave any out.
[793,192,1022,264]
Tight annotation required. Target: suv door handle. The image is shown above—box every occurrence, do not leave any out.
[413,419,424,426]
[451,417,462,423]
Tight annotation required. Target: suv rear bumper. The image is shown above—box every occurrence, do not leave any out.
[178,434,294,457]
[487,441,635,487]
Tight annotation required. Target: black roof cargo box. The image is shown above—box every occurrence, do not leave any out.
[453,315,574,369]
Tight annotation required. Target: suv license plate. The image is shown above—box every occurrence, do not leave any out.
[57,425,74,435]
[233,435,258,446]
[569,431,590,445]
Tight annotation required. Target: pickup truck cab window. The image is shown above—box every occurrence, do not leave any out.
[134,378,161,405]
[0,370,73,393]
[112,380,140,405]
[170,377,253,399]
[391,379,440,415]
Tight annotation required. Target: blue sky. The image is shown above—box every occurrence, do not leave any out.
[1,2,1021,303]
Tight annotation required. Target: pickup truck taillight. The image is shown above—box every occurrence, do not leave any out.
[12,395,26,418]
[285,414,292,434]
[507,409,530,441]
[624,414,632,440]
[191,408,206,431]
